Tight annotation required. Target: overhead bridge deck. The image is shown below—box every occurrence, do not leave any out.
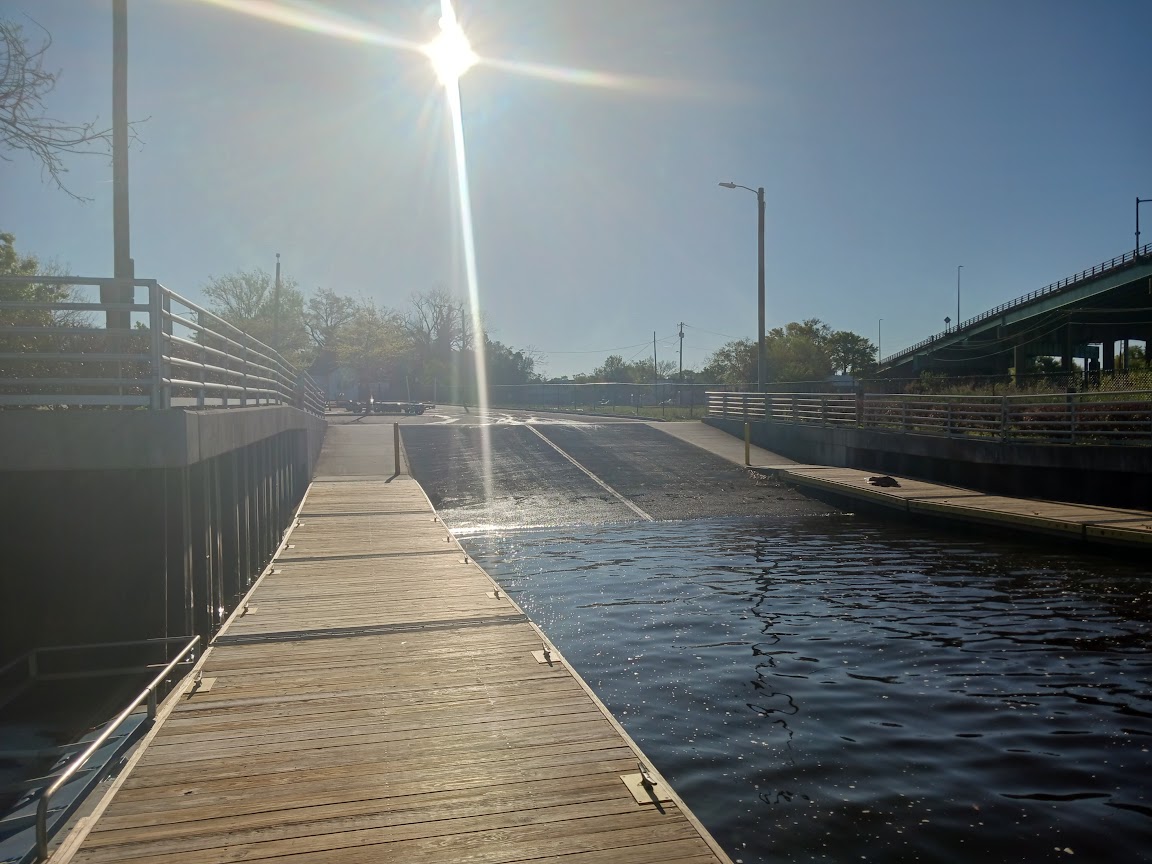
[880,244,1152,377]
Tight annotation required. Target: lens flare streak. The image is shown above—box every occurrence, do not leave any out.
[436,0,494,505]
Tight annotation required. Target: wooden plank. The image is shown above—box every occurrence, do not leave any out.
[64,464,729,864]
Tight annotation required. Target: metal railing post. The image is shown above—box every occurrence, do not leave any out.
[198,338,207,409]
[148,282,165,409]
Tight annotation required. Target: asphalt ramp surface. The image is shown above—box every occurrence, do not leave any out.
[401,422,834,531]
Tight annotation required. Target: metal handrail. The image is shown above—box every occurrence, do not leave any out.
[881,243,1152,366]
[707,390,1152,445]
[33,634,200,861]
[0,276,325,415]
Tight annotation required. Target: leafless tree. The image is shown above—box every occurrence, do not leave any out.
[1,18,112,199]
[405,289,467,359]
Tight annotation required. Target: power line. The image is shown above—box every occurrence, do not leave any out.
[683,322,743,341]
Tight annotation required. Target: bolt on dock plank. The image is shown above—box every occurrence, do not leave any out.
[58,473,731,864]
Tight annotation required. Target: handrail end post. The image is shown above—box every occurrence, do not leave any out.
[35,794,49,861]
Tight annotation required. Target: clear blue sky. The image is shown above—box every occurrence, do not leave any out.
[4,0,1151,377]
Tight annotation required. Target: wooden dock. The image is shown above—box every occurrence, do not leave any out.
[57,471,731,863]
[763,464,1152,548]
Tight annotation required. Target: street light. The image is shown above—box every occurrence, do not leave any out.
[719,181,766,390]
[956,264,963,328]
[877,318,882,365]
[1138,197,1151,255]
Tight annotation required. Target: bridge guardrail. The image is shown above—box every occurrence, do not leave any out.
[707,390,1152,445]
[0,277,324,415]
[880,242,1152,366]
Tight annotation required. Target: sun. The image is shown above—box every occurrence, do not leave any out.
[423,12,478,86]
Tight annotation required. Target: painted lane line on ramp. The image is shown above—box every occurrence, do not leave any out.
[524,424,655,522]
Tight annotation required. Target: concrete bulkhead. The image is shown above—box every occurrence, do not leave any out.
[0,407,325,666]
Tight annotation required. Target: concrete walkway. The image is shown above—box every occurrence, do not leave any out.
[648,420,795,467]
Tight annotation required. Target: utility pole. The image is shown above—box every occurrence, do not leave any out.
[272,253,282,352]
[678,322,684,384]
[757,187,765,391]
[652,331,657,387]
[108,0,132,331]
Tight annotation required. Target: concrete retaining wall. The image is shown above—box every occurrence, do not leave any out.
[0,408,326,665]
[705,417,1152,510]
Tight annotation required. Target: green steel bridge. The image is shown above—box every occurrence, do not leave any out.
[880,244,1152,380]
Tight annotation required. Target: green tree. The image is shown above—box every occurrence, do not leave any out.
[590,354,663,383]
[0,231,38,279]
[763,319,833,382]
[1116,345,1148,370]
[826,330,876,376]
[403,289,470,395]
[304,286,357,382]
[484,338,540,386]
[703,320,875,385]
[702,339,756,385]
[201,268,310,365]
[0,233,96,392]
[594,355,631,383]
[0,232,84,326]
[336,300,411,399]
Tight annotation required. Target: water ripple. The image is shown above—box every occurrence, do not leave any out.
[464,515,1152,863]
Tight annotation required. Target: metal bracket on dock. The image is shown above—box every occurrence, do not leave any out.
[185,671,216,697]
[621,762,673,805]
[487,587,501,599]
[241,603,258,616]
[532,646,560,667]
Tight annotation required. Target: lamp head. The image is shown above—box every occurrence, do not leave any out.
[718,182,737,189]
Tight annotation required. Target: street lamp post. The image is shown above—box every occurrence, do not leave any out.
[956,265,963,329]
[719,182,766,390]
[1138,197,1151,255]
[878,319,882,365]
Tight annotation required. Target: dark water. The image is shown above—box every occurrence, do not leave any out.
[459,515,1152,864]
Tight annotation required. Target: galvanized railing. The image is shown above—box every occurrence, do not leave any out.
[32,635,200,860]
[881,242,1152,366]
[0,276,325,415]
[707,390,1152,445]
